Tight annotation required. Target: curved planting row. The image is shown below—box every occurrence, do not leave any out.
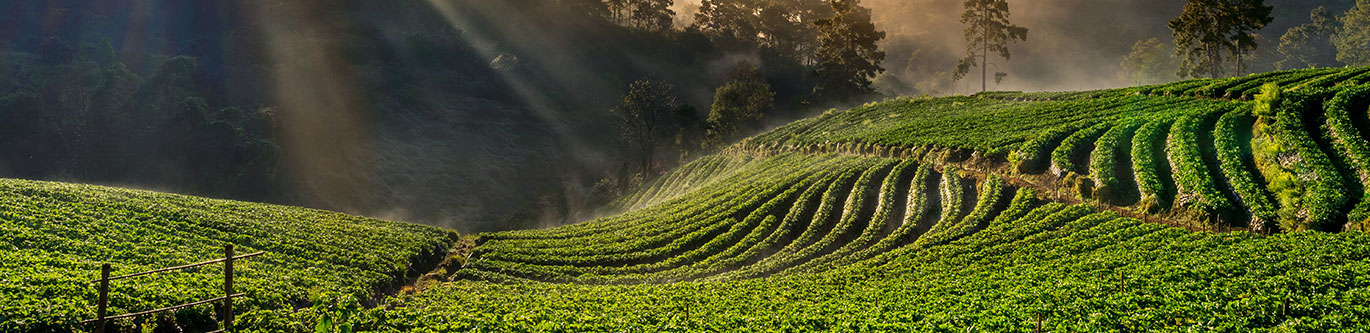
[772,160,898,276]
[783,160,917,274]
[1291,67,1370,91]
[478,155,824,252]
[1132,119,1176,212]
[619,155,749,210]
[468,157,891,282]
[708,167,865,280]
[1013,122,1097,173]
[1089,120,1142,203]
[1253,86,1349,231]
[1212,108,1279,230]
[466,156,859,281]
[1323,86,1370,230]
[1050,123,1112,177]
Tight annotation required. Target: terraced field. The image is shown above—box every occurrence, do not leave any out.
[9,67,1370,331]
[368,66,1370,330]
[0,180,457,332]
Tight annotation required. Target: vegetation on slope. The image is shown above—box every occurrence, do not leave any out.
[0,180,455,332]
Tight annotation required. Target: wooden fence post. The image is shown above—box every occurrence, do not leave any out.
[96,263,109,333]
[224,244,234,332]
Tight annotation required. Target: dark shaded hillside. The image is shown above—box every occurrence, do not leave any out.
[0,0,820,232]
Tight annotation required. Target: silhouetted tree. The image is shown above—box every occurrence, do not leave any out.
[612,76,681,176]
[631,0,675,31]
[1169,0,1273,78]
[1227,0,1275,74]
[954,0,1028,92]
[694,0,831,63]
[1277,7,1338,69]
[706,61,774,148]
[1333,0,1370,66]
[812,0,885,102]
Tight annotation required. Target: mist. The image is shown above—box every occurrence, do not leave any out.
[0,0,1353,234]
[673,0,1352,95]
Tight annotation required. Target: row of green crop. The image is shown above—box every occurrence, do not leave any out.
[707,165,863,280]
[1255,86,1349,231]
[820,164,945,270]
[478,155,820,253]
[785,159,916,274]
[0,180,455,332]
[1165,106,1237,226]
[1322,85,1370,228]
[1136,67,1365,100]
[616,155,747,210]
[482,156,781,244]
[1211,108,1279,229]
[1051,122,1113,176]
[770,160,897,276]
[1088,120,1141,202]
[1291,67,1370,92]
[467,156,868,281]
[1131,119,1175,212]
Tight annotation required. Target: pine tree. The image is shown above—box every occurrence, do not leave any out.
[1169,0,1272,78]
[1333,0,1370,66]
[953,0,1028,93]
[812,0,885,102]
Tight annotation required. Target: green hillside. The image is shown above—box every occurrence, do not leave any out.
[10,67,1370,331]
[374,67,1370,330]
[0,180,456,332]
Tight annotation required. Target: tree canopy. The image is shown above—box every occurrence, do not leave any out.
[1169,0,1274,78]
[1277,7,1338,69]
[1333,0,1370,66]
[812,0,885,103]
[953,0,1028,92]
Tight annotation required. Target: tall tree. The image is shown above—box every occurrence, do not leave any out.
[1119,38,1181,86]
[694,0,831,63]
[1333,0,1370,67]
[706,61,775,148]
[631,0,675,31]
[1277,7,1338,70]
[1169,0,1273,78]
[612,76,681,176]
[953,0,1028,93]
[812,0,885,102]
[1227,0,1275,74]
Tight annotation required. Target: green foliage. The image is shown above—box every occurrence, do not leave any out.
[1165,107,1236,226]
[1051,123,1111,176]
[1168,0,1274,78]
[1132,119,1174,212]
[812,0,887,102]
[705,62,776,148]
[1334,0,1370,66]
[1089,120,1142,202]
[1323,85,1370,228]
[1212,108,1278,229]
[955,0,1029,91]
[1277,6,1339,70]
[0,180,454,332]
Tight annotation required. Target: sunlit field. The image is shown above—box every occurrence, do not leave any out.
[4,0,1370,331]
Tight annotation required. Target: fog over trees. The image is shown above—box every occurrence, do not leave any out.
[0,0,1364,232]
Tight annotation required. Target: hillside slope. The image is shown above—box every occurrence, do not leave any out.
[0,180,456,332]
[362,67,1370,330]
[9,67,1370,331]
